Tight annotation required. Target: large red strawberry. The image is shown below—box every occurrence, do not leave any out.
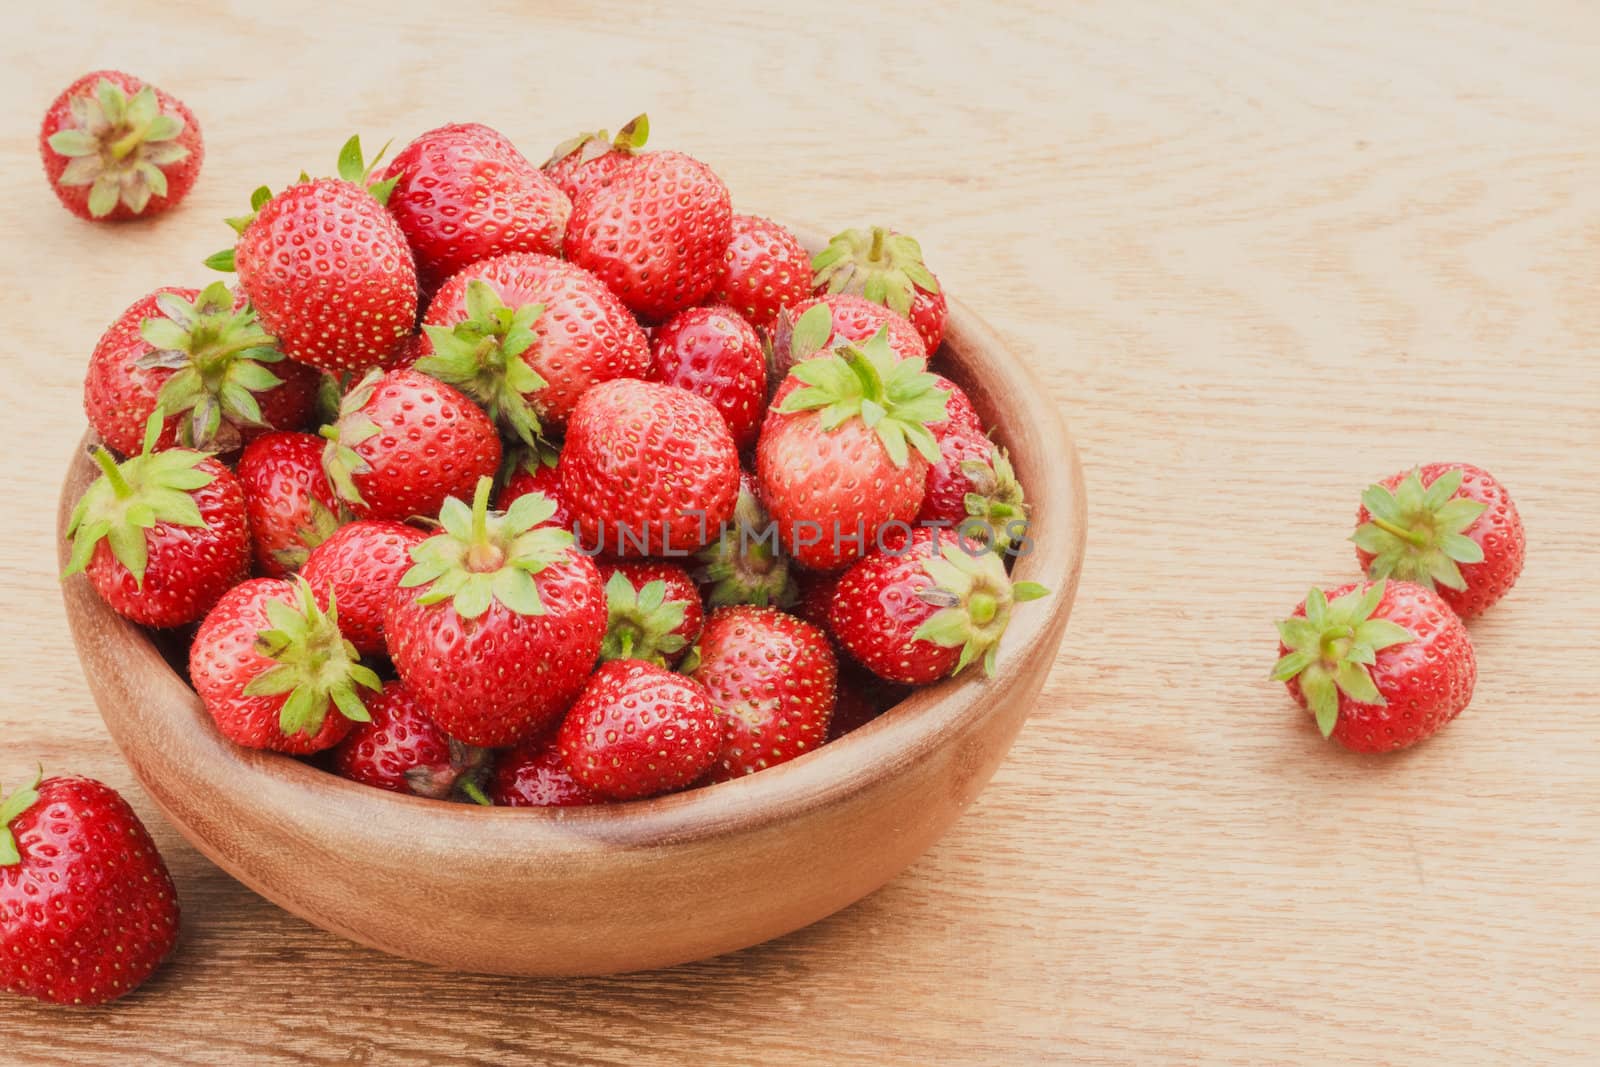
[383,123,570,294]
[489,730,600,808]
[386,478,606,747]
[597,561,704,666]
[542,113,649,204]
[190,577,381,754]
[918,432,1030,554]
[707,215,812,333]
[830,529,1049,684]
[300,520,428,656]
[649,305,767,450]
[320,367,501,523]
[1272,580,1476,752]
[0,773,179,1005]
[812,226,947,355]
[562,379,740,557]
[417,252,649,441]
[564,150,732,322]
[64,415,250,628]
[768,294,926,388]
[237,431,343,577]
[39,71,201,221]
[330,681,489,801]
[1351,464,1525,619]
[496,444,572,528]
[696,471,796,609]
[84,283,318,456]
[556,660,721,800]
[689,607,837,782]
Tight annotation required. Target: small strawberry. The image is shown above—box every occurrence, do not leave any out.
[793,569,841,637]
[1272,580,1476,752]
[417,252,650,440]
[489,730,601,808]
[330,681,490,801]
[299,520,428,656]
[496,444,572,528]
[40,71,201,221]
[688,607,837,782]
[597,562,704,666]
[387,478,606,747]
[383,123,571,294]
[812,226,946,355]
[0,773,179,1005]
[929,373,984,441]
[768,294,926,388]
[1352,464,1525,619]
[918,432,1030,554]
[543,113,649,204]
[556,660,721,800]
[64,413,250,628]
[320,367,501,523]
[830,529,1049,685]
[562,379,740,557]
[564,150,732,322]
[695,472,796,609]
[190,577,381,754]
[707,215,812,333]
[237,431,343,577]
[649,305,767,450]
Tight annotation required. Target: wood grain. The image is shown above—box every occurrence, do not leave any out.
[2,0,1598,1062]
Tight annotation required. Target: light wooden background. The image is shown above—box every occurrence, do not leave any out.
[2,1,1597,1063]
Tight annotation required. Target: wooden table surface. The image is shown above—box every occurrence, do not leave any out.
[3,1,1597,1063]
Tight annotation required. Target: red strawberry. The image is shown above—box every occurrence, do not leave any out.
[812,226,947,354]
[417,252,649,441]
[39,71,201,221]
[929,373,983,441]
[320,367,501,523]
[386,478,606,747]
[237,431,343,577]
[830,528,1049,684]
[696,471,796,609]
[556,660,721,800]
[648,305,767,450]
[542,113,649,204]
[382,333,425,371]
[768,294,926,388]
[689,606,837,782]
[564,150,732,322]
[1273,580,1476,752]
[918,432,1030,554]
[496,444,572,528]
[64,415,250,628]
[597,561,704,666]
[562,379,740,557]
[792,569,841,637]
[707,215,812,333]
[0,773,179,1005]
[330,681,490,801]
[190,577,380,753]
[489,730,600,808]
[383,123,571,294]
[84,283,318,457]
[1352,464,1525,619]
[300,520,428,656]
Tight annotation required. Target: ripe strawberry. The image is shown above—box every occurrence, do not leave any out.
[1352,464,1525,619]
[812,226,946,354]
[417,252,649,441]
[40,71,201,221]
[830,529,1049,684]
[793,569,841,637]
[707,215,812,333]
[321,367,501,523]
[648,305,766,450]
[1272,580,1476,752]
[300,520,428,656]
[237,431,343,577]
[562,379,740,557]
[918,432,1030,554]
[84,283,317,457]
[769,294,926,387]
[696,472,796,609]
[597,562,704,666]
[564,150,732,322]
[330,681,490,801]
[383,123,571,294]
[190,577,381,754]
[556,660,721,800]
[756,328,949,570]
[0,773,179,1005]
[543,113,649,204]
[64,414,250,628]
[387,479,606,747]
[688,607,837,782]
[489,730,600,808]
[496,444,572,528]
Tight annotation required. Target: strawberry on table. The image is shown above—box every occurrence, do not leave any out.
[708,215,813,333]
[918,433,1029,555]
[490,730,601,808]
[597,562,704,666]
[299,520,428,657]
[695,472,796,609]
[812,226,947,355]
[496,444,573,528]
[556,660,722,800]
[330,681,490,802]
[543,113,649,204]
[237,431,343,577]
[648,305,767,450]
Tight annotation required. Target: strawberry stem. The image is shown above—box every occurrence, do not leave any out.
[110,125,145,161]
[460,779,491,806]
[1370,515,1428,548]
[868,226,886,264]
[91,446,132,499]
[464,476,504,573]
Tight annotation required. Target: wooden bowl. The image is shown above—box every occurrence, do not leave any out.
[56,296,1086,976]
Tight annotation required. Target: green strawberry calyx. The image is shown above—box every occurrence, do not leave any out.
[0,769,44,867]
[599,572,691,666]
[416,280,549,448]
[696,480,796,609]
[1270,581,1416,738]
[913,545,1049,677]
[544,113,649,168]
[956,445,1030,555]
[1352,468,1488,593]
[243,578,380,738]
[319,368,385,508]
[811,226,940,318]
[777,321,949,468]
[47,78,190,218]
[399,477,575,620]
[63,410,218,588]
